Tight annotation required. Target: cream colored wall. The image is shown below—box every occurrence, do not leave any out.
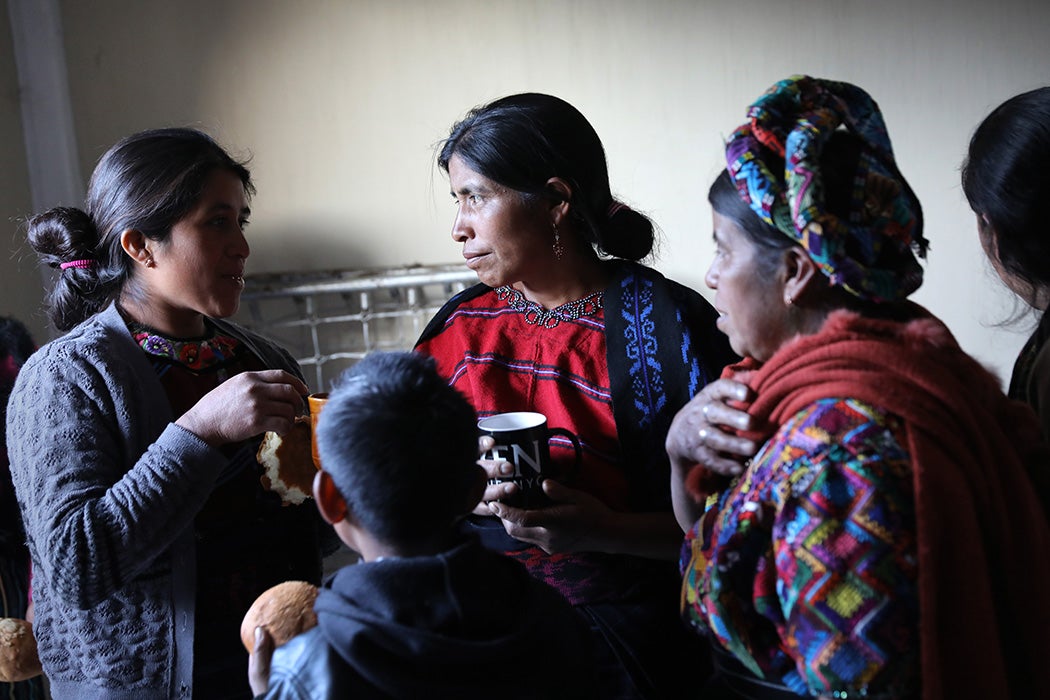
[8,0,1049,381]
[0,1,48,343]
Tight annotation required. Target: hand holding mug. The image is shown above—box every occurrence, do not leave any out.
[488,478,609,554]
[177,370,308,447]
[473,436,520,515]
[477,412,582,509]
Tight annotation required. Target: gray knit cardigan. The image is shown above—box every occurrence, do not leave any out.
[6,303,303,699]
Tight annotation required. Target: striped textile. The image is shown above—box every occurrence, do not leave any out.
[417,260,735,604]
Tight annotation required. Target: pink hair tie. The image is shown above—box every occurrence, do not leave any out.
[59,259,94,270]
[607,201,628,218]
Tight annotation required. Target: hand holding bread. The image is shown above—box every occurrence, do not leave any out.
[240,581,319,653]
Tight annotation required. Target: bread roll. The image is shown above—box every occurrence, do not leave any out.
[257,416,318,505]
[240,581,319,653]
[0,618,42,682]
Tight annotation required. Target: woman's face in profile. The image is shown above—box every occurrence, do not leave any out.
[705,210,793,362]
[144,169,251,330]
[446,154,552,289]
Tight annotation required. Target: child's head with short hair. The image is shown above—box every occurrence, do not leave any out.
[315,351,481,549]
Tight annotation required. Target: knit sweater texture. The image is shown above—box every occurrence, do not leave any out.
[6,304,302,699]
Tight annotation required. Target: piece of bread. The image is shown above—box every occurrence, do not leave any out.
[257,416,318,505]
[0,618,42,682]
[240,581,319,653]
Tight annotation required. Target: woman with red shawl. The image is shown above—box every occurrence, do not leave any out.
[667,75,1050,699]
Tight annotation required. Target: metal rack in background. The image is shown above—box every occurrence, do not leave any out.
[234,264,476,392]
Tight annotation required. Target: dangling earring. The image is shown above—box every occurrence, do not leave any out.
[552,222,564,260]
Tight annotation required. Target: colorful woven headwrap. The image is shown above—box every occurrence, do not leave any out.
[726,75,927,301]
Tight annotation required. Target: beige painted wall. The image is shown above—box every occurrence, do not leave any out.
[0,1,48,343]
[3,0,1048,382]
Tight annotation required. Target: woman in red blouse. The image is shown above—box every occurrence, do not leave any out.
[417,93,736,698]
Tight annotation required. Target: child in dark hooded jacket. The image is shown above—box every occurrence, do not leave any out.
[249,351,595,699]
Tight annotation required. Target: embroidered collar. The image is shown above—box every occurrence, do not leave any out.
[494,286,603,329]
[128,321,242,370]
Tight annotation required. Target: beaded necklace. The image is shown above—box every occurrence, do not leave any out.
[495,285,604,329]
[129,321,242,371]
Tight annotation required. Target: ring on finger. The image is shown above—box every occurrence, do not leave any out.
[702,403,711,418]
[698,427,709,444]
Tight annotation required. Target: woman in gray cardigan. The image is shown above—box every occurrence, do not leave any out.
[6,129,323,699]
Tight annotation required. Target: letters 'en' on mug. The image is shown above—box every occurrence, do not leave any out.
[477,411,581,508]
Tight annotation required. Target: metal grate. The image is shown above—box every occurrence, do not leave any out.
[234,264,476,392]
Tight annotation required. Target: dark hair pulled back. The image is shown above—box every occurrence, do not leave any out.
[26,128,253,331]
[438,92,654,261]
[962,87,1050,303]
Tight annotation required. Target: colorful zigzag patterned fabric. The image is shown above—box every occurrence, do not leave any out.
[682,396,920,697]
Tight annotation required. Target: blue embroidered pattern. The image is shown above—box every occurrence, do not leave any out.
[620,275,665,427]
[677,308,705,396]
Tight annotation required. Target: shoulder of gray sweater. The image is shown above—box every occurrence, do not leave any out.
[10,312,172,446]
[22,313,141,384]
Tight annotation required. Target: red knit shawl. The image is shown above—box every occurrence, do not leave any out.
[690,309,1050,698]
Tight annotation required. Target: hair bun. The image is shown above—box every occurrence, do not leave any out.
[26,207,98,269]
[27,207,106,331]
[598,201,655,261]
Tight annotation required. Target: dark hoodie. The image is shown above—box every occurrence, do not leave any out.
[260,537,595,699]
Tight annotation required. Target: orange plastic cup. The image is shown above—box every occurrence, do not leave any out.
[307,393,329,470]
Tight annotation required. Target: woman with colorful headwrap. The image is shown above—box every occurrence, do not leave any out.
[666,75,1050,699]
